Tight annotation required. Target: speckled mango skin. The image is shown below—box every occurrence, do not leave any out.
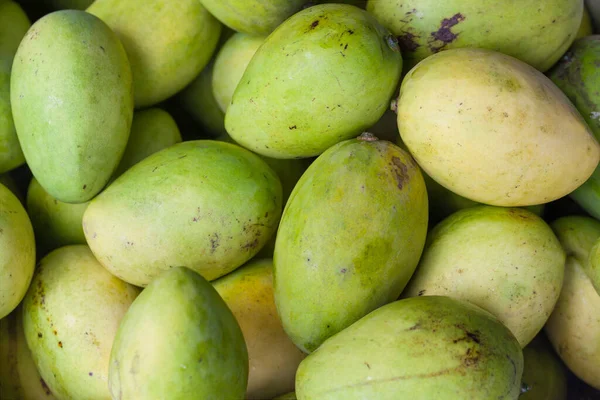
[367,0,582,72]
[398,48,600,207]
[0,182,35,319]
[519,334,567,400]
[22,245,140,400]
[213,259,306,399]
[10,10,133,204]
[212,33,266,113]
[296,296,523,400]
[0,1,30,174]
[198,0,306,36]
[545,216,600,389]
[403,206,566,348]
[225,4,403,159]
[109,267,248,400]
[83,140,282,287]
[274,136,428,353]
[87,0,221,108]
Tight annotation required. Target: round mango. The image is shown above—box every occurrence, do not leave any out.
[367,0,582,72]
[22,245,140,400]
[274,134,428,353]
[296,296,523,399]
[109,267,248,399]
[225,4,403,159]
[0,182,35,319]
[403,206,565,348]
[11,10,134,203]
[398,48,600,207]
[87,0,221,108]
[83,140,282,287]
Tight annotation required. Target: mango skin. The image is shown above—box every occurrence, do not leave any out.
[225,4,403,159]
[296,296,523,400]
[274,136,428,353]
[83,140,283,287]
[0,1,30,174]
[545,216,600,389]
[398,48,600,207]
[213,33,266,113]
[88,0,221,108]
[519,334,567,400]
[403,206,565,348]
[198,0,306,36]
[0,182,35,319]
[22,245,140,400]
[213,259,305,399]
[11,10,134,204]
[112,108,182,177]
[109,267,248,400]
[367,0,582,72]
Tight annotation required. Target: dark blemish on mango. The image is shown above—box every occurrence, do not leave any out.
[82,184,87,190]
[418,289,426,296]
[38,332,43,338]
[289,125,297,130]
[391,156,409,189]
[58,341,63,348]
[310,20,319,29]
[397,32,420,52]
[462,347,480,367]
[347,29,354,35]
[340,268,347,273]
[364,362,371,369]
[89,372,93,376]
[242,238,259,250]
[428,13,466,53]
[99,46,105,53]
[408,322,421,331]
[53,329,57,335]
[210,233,220,253]
[178,155,187,159]
[40,379,51,395]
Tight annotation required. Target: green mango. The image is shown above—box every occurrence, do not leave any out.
[577,6,594,39]
[367,0,582,73]
[0,305,57,399]
[225,4,403,159]
[296,296,523,399]
[198,0,306,36]
[213,32,266,112]
[403,206,565,348]
[587,239,600,292]
[87,0,221,108]
[274,134,428,353]
[519,334,567,400]
[26,178,88,257]
[112,108,182,177]
[213,259,305,399]
[0,2,30,174]
[399,48,600,207]
[44,0,93,10]
[11,10,134,204]
[109,267,248,399]
[22,245,140,400]
[83,140,282,287]
[0,182,35,320]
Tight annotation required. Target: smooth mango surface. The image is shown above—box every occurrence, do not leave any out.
[399,48,600,207]
[274,135,428,353]
[83,140,282,287]
[520,334,567,400]
[296,296,523,400]
[22,245,140,400]
[87,0,221,108]
[109,267,248,400]
[11,10,133,203]
[225,4,403,159]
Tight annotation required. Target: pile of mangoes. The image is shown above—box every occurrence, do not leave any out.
[1,0,600,399]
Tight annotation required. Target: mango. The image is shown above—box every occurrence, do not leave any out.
[213,259,305,399]
[367,0,582,72]
[198,0,306,36]
[83,140,282,287]
[577,6,594,39]
[87,0,221,108]
[274,134,428,353]
[296,296,523,399]
[0,182,35,320]
[398,48,600,207]
[519,334,567,400]
[213,33,266,112]
[112,108,182,177]
[587,239,600,292]
[545,216,600,389]
[0,1,30,174]
[11,10,133,204]
[225,4,403,159]
[109,267,248,399]
[0,306,57,399]
[403,206,565,348]
[22,245,140,400]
